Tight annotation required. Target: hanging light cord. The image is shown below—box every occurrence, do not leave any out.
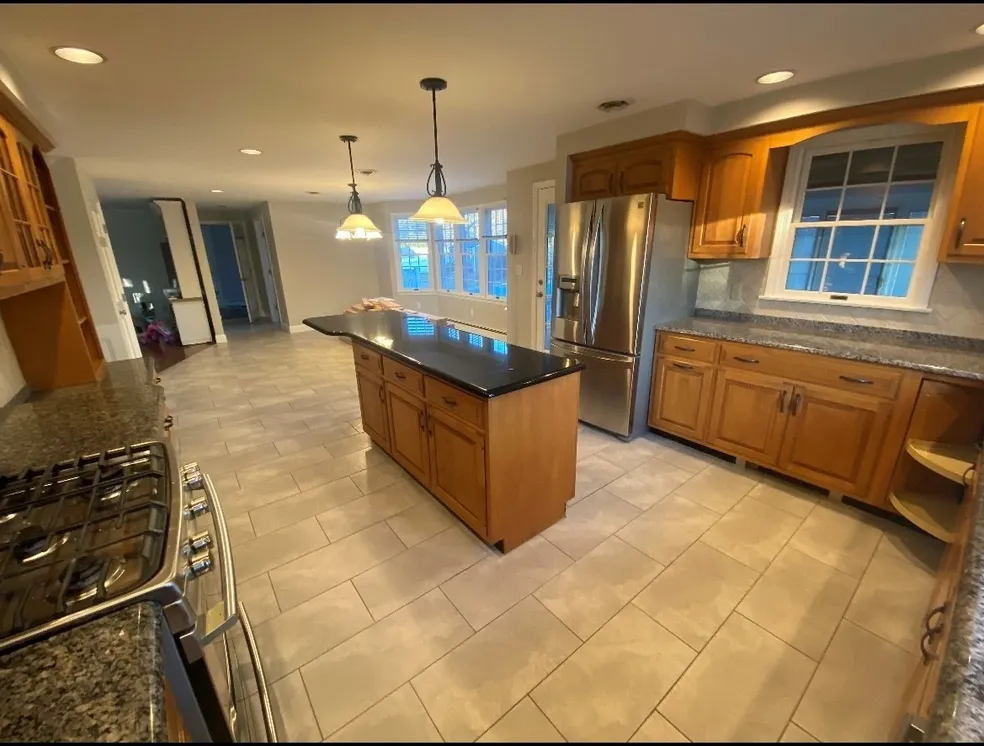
[426,88,448,198]
[345,139,363,215]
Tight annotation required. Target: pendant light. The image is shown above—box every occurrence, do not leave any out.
[335,135,383,241]
[410,78,465,224]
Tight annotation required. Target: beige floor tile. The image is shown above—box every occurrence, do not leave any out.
[876,524,944,573]
[701,497,803,571]
[441,536,572,630]
[270,522,407,610]
[573,455,626,503]
[350,461,408,495]
[301,589,472,738]
[222,473,300,519]
[200,442,281,477]
[354,526,491,620]
[646,438,720,475]
[541,489,640,560]
[325,432,374,458]
[535,536,662,640]
[788,502,883,577]
[604,457,694,510]
[576,426,618,461]
[254,581,373,682]
[227,512,255,546]
[317,480,424,541]
[738,546,858,660]
[595,440,663,472]
[249,477,362,536]
[268,671,323,742]
[672,463,759,514]
[236,444,332,485]
[532,605,695,742]
[293,448,388,491]
[793,620,917,742]
[233,517,328,581]
[630,710,689,742]
[632,541,758,651]
[658,613,815,742]
[386,499,456,548]
[616,494,720,565]
[412,597,580,742]
[238,573,281,625]
[844,541,936,653]
[747,476,821,518]
[328,684,441,742]
[223,422,309,454]
[273,423,359,456]
[478,698,564,743]
[780,722,818,742]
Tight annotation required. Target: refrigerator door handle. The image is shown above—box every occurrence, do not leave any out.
[550,339,635,364]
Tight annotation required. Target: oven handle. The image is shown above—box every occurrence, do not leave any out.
[238,601,279,742]
[197,471,239,644]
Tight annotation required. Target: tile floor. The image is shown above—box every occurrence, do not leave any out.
[163,325,941,743]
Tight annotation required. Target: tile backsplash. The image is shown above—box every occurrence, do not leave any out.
[0,316,25,406]
[695,261,984,339]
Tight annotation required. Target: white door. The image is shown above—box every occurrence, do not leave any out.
[531,181,556,351]
[228,223,261,322]
[253,218,281,325]
[88,200,142,359]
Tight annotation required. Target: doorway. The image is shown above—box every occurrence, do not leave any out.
[200,221,255,323]
[532,180,556,351]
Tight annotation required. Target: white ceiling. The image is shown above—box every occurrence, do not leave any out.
[0,3,982,206]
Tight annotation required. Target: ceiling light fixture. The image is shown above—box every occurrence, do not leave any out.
[976,22,984,35]
[335,135,382,241]
[410,78,465,224]
[52,47,105,65]
[239,148,262,155]
[210,189,224,193]
[756,70,795,85]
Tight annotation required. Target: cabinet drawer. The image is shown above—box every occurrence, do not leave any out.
[425,376,486,430]
[383,356,423,395]
[352,342,382,375]
[658,333,718,363]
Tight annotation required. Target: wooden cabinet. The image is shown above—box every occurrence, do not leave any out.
[648,357,715,442]
[778,383,891,495]
[616,142,670,195]
[941,109,984,261]
[385,382,430,484]
[707,368,790,465]
[355,368,390,452]
[427,405,488,534]
[570,153,618,200]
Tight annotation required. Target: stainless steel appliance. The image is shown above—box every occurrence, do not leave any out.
[0,442,276,742]
[550,193,697,439]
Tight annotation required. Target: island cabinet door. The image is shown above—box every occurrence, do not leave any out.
[648,356,714,443]
[706,368,790,466]
[356,369,390,452]
[385,383,431,485]
[777,382,891,496]
[427,406,488,535]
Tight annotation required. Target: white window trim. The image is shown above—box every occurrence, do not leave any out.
[391,212,434,293]
[762,122,963,312]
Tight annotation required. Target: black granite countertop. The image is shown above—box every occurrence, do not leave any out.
[0,358,168,742]
[658,312,984,381]
[304,311,584,397]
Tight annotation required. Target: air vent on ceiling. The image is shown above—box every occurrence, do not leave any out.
[597,99,632,113]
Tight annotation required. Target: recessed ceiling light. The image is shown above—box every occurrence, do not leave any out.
[239,148,262,155]
[52,47,105,65]
[976,22,984,35]
[756,70,795,85]
[210,189,224,193]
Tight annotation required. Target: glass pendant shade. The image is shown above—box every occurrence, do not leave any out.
[336,212,382,240]
[409,196,465,224]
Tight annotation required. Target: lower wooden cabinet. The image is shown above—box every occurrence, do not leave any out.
[707,368,790,465]
[385,382,430,484]
[648,356,715,442]
[427,406,488,533]
[355,368,390,451]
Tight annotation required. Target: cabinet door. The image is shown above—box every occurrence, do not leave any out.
[778,383,891,496]
[570,154,618,202]
[648,356,714,443]
[617,143,669,195]
[690,141,760,258]
[385,382,431,485]
[15,138,60,267]
[707,368,789,465]
[942,112,984,261]
[427,406,487,531]
[0,120,40,277]
[355,369,390,452]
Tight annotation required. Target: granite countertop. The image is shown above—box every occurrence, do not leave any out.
[658,313,984,381]
[0,358,169,742]
[304,310,585,397]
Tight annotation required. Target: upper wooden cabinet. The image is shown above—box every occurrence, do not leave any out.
[941,109,984,261]
[568,133,702,203]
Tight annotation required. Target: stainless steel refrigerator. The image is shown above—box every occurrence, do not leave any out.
[549,193,698,439]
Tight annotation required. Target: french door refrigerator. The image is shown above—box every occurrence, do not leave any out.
[549,193,697,439]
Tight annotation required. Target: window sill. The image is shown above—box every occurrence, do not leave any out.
[395,289,507,305]
[757,294,932,314]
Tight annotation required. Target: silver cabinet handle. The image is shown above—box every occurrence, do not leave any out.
[839,375,873,385]
[674,345,696,352]
[790,392,802,416]
[239,602,279,742]
[736,224,747,248]
[671,362,694,370]
[733,356,759,364]
[778,390,787,413]
[955,217,966,249]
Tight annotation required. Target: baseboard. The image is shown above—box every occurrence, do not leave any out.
[288,324,314,334]
[214,333,228,344]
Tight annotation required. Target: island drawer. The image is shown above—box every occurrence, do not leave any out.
[383,357,424,395]
[352,342,382,375]
[425,376,486,430]
[658,333,718,363]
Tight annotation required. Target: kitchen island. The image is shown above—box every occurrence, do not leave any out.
[304,311,584,552]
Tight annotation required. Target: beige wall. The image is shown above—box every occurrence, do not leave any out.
[197,206,272,319]
[0,317,25,406]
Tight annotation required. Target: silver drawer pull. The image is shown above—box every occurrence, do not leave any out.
[442,396,458,407]
[239,602,279,742]
[733,356,759,364]
[674,345,696,352]
[839,375,873,385]
[671,362,694,370]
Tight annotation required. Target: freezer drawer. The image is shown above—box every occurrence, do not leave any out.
[550,340,638,438]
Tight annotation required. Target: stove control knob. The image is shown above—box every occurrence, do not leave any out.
[184,498,210,519]
[187,550,212,577]
[184,530,212,555]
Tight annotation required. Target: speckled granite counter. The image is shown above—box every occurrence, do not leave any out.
[659,312,984,382]
[0,358,169,742]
